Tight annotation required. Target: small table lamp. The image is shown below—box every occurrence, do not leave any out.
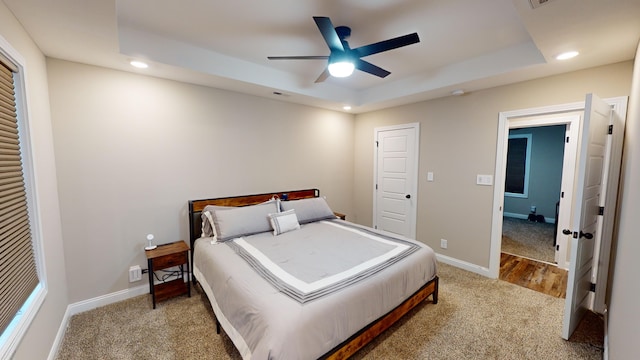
[145,233,157,250]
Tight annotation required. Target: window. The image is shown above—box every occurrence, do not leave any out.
[505,133,531,198]
[0,37,46,358]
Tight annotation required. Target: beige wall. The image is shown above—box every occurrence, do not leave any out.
[3,3,637,355]
[46,59,355,303]
[0,3,69,360]
[608,42,640,359]
[353,62,633,267]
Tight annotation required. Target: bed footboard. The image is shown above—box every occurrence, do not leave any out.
[322,276,439,360]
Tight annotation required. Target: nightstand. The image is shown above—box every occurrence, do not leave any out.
[145,240,191,309]
[334,212,346,220]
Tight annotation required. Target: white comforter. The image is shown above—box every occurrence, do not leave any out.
[193,220,437,359]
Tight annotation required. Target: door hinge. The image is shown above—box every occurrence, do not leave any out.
[566,136,570,143]
[590,282,596,292]
[376,141,379,147]
[556,244,559,251]
[598,206,604,216]
[375,184,378,190]
[608,125,613,135]
[561,191,564,198]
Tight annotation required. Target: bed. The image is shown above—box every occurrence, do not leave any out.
[188,189,438,359]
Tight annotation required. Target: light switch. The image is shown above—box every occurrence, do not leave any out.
[476,174,493,186]
[427,172,434,182]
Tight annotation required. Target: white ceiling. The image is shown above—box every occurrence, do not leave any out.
[4,0,640,113]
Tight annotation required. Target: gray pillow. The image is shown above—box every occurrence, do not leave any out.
[212,201,280,241]
[201,205,232,238]
[280,197,337,224]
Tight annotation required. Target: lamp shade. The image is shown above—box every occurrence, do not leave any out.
[328,53,354,78]
[328,61,354,77]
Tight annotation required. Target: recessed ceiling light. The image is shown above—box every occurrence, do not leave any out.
[451,89,465,96]
[556,51,579,60]
[130,60,149,69]
[343,105,352,111]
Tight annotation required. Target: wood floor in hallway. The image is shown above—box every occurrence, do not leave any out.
[499,252,568,298]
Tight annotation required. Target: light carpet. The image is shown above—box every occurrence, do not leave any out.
[55,263,602,359]
[502,217,556,263]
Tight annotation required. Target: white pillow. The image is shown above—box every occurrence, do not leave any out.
[269,209,300,236]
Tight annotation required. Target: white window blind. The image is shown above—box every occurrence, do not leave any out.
[0,59,39,335]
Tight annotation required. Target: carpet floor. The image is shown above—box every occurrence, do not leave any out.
[502,217,556,263]
[55,263,603,360]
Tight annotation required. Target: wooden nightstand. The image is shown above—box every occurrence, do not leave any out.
[145,240,191,309]
[334,212,346,220]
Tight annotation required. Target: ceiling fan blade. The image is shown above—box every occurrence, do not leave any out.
[313,16,344,52]
[267,56,329,60]
[355,59,390,78]
[314,68,331,83]
[353,33,420,58]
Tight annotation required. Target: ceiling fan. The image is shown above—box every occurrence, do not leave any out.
[267,16,420,83]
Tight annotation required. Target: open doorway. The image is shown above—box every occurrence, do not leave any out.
[499,121,574,298]
[501,125,566,265]
[491,96,628,341]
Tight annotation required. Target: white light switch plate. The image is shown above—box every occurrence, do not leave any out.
[427,172,434,182]
[476,174,493,186]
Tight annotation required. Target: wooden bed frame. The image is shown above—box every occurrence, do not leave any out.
[187,188,438,359]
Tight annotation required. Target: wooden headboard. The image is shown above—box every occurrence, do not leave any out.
[188,189,319,269]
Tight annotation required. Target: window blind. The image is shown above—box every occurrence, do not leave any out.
[505,137,528,194]
[0,59,39,335]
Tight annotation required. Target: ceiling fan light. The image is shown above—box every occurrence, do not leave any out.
[328,61,355,78]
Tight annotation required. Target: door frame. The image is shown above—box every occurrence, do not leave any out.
[490,97,627,313]
[504,113,580,270]
[373,123,420,239]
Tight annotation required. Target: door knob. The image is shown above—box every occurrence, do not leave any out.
[580,231,593,239]
[405,194,411,199]
[562,229,572,235]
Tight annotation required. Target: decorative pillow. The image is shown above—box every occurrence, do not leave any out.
[280,197,337,224]
[269,209,300,236]
[212,201,280,241]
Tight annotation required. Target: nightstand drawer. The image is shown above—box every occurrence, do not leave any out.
[151,251,187,270]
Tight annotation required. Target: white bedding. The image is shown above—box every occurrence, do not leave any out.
[193,219,437,359]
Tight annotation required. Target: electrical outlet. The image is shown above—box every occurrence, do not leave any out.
[129,265,142,282]
[440,239,448,249]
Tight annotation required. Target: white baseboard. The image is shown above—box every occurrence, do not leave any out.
[47,284,149,360]
[603,307,609,360]
[69,284,150,315]
[503,212,556,224]
[436,253,492,278]
[47,271,192,359]
[503,212,528,220]
[47,307,73,360]
[47,258,493,358]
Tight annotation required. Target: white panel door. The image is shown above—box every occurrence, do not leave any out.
[374,125,418,238]
[562,94,612,340]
